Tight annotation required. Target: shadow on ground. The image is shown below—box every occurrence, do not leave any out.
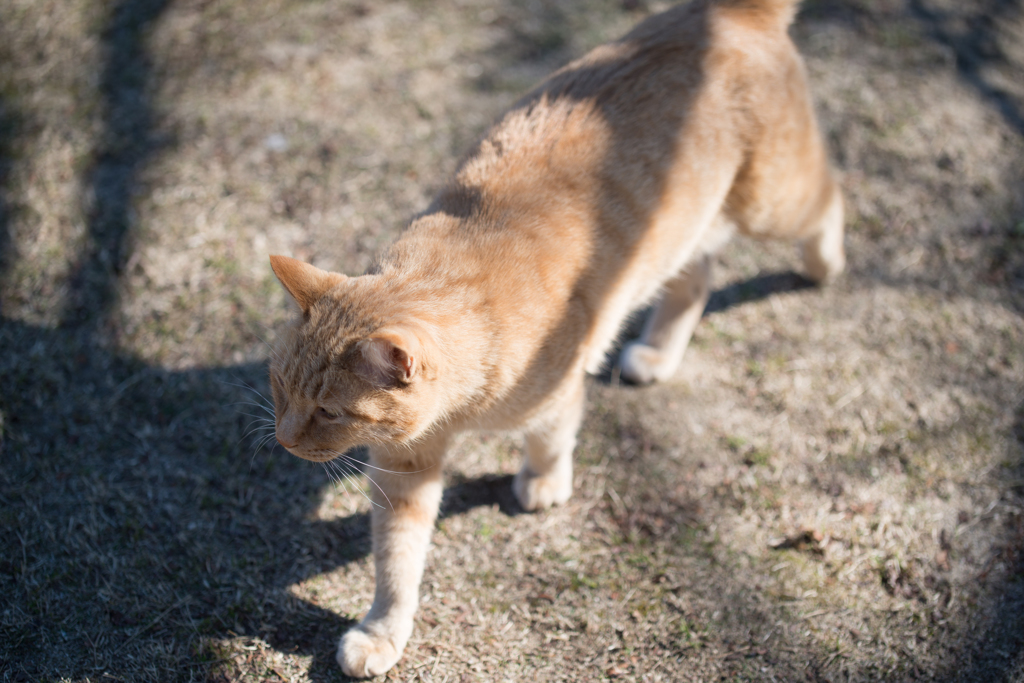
[2,0,1024,681]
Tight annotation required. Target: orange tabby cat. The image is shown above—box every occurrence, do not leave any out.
[269,0,843,676]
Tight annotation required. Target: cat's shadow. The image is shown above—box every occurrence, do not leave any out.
[702,270,815,316]
[601,269,816,385]
[328,449,527,518]
[441,472,524,518]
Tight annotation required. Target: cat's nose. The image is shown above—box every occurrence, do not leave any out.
[276,433,298,449]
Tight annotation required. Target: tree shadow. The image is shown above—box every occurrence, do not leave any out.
[65,0,173,330]
[0,4,534,659]
[0,0,373,679]
[909,0,1024,138]
[0,102,16,293]
[942,401,1024,682]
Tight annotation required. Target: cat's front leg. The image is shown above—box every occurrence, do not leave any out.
[514,378,584,511]
[337,441,445,678]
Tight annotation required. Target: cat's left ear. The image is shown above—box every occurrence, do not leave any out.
[269,255,346,313]
[355,326,422,388]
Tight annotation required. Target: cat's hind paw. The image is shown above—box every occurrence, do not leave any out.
[513,463,572,511]
[801,187,845,286]
[619,342,675,385]
[337,626,402,679]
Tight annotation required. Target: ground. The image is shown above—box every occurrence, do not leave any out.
[2,0,1024,681]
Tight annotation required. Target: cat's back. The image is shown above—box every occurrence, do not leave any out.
[448,0,801,227]
[376,0,808,403]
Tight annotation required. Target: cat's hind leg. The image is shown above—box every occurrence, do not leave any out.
[514,378,584,511]
[800,181,845,285]
[619,254,711,385]
[337,437,446,678]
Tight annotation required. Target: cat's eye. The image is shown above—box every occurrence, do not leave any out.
[316,406,341,421]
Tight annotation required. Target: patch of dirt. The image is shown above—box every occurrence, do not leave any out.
[2,0,1023,681]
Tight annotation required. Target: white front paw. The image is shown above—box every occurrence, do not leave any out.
[514,464,572,511]
[619,341,667,385]
[337,626,403,678]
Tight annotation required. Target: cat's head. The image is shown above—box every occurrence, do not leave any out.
[267,255,441,462]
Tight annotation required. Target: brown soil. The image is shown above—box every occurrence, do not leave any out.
[2,0,1023,681]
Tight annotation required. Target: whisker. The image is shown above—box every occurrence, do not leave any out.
[327,460,356,496]
[334,458,391,511]
[222,379,277,409]
[342,462,385,509]
[229,401,275,418]
[240,422,275,438]
[237,412,275,422]
[329,449,433,475]
[241,423,274,441]
[322,461,346,492]
[255,432,278,453]
[333,461,354,493]
[220,379,268,396]
[331,458,381,509]
[233,380,276,410]
[251,435,282,471]
[250,435,269,472]
[331,459,382,509]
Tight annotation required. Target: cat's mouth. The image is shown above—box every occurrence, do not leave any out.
[286,447,337,463]
[278,442,345,463]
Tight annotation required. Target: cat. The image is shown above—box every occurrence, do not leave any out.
[268,0,843,676]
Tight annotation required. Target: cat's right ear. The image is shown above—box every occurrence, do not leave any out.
[269,255,347,314]
[354,328,419,389]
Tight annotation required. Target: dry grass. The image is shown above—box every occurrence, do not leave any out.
[2,0,1024,681]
